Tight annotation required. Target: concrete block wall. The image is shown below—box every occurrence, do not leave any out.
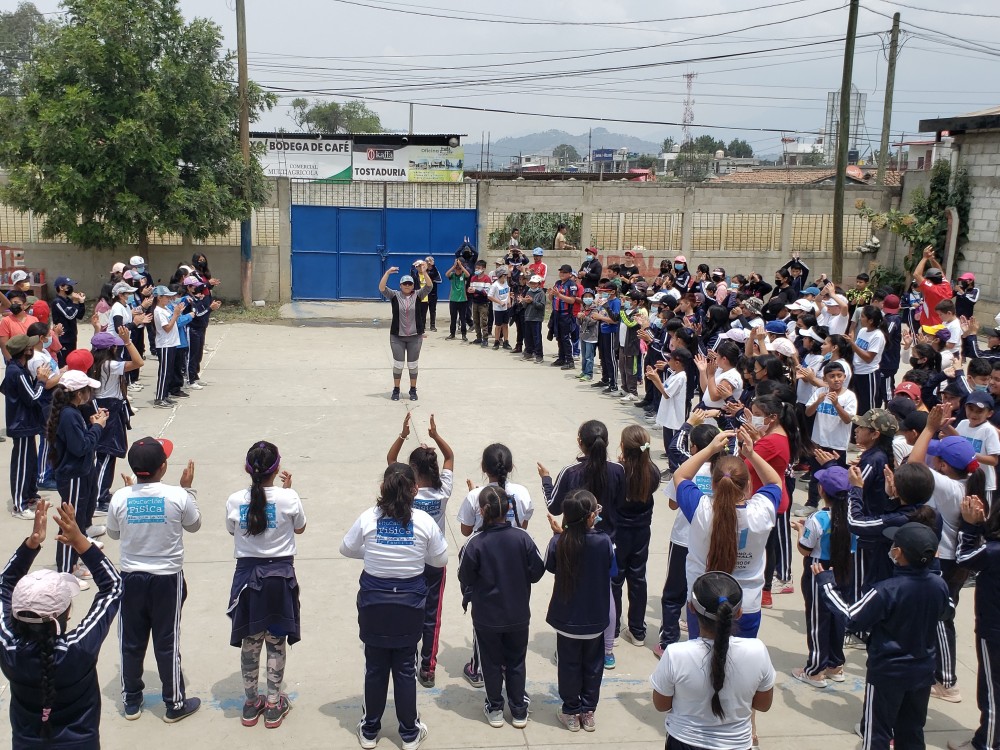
[954,131,1000,307]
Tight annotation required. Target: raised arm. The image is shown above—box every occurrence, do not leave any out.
[379,266,400,295]
[426,414,455,472]
[387,413,411,465]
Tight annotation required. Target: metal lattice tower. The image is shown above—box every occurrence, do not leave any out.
[682,72,697,145]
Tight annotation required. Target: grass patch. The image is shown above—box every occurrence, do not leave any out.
[212,301,283,324]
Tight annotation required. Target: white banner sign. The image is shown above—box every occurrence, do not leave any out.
[251,137,352,181]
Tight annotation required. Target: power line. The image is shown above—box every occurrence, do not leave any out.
[870,0,1000,19]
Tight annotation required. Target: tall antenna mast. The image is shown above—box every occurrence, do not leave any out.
[682,72,697,145]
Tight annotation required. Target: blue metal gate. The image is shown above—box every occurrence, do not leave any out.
[290,205,477,300]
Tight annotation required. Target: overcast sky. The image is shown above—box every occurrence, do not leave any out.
[17,0,1000,157]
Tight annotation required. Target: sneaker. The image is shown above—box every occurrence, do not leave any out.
[634,399,651,409]
[461,335,468,342]
[512,713,528,729]
[580,711,596,732]
[11,508,35,520]
[241,696,265,727]
[550,359,566,367]
[484,704,504,728]
[948,739,975,750]
[170,390,190,398]
[511,346,522,354]
[429,326,437,332]
[86,525,106,538]
[775,580,795,594]
[127,383,144,392]
[502,341,512,350]
[590,380,609,388]
[417,668,435,688]
[92,504,109,518]
[493,341,501,350]
[622,630,644,647]
[124,700,143,721]
[560,363,575,370]
[463,662,484,688]
[188,382,204,390]
[76,578,90,591]
[653,643,665,658]
[792,505,817,517]
[37,479,58,491]
[645,415,657,424]
[401,721,428,750]
[557,711,581,732]
[581,375,593,381]
[931,682,962,703]
[445,334,456,340]
[74,564,93,580]
[604,653,616,670]
[153,399,173,409]
[163,697,201,723]
[409,388,418,402]
[264,695,291,728]
[620,393,638,403]
[825,667,846,683]
[480,341,489,348]
[602,386,617,395]
[391,388,400,401]
[761,591,773,608]
[533,355,543,363]
[357,722,378,749]
[165,398,178,405]
[791,668,828,689]
[191,380,208,387]
[471,338,483,345]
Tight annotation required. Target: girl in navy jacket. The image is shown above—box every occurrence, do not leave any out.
[545,488,615,733]
[1,500,123,749]
[458,486,544,729]
[2,335,50,518]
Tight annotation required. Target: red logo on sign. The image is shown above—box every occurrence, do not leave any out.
[367,148,376,160]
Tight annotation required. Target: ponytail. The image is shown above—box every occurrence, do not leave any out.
[579,420,609,503]
[408,445,442,490]
[555,489,596,602]
[481,443,513,491]
[44,386,77,467]
[827,491,852,588]
[243,441,280,536]
[379,462,417,527]
[710,600,735,720]
[478,485,508,528]
[707,457,747,574]
[690,571,743,720]
[14,619,59,738]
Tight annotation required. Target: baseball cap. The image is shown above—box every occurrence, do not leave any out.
[786,299,814,312]
[110,262,126,274]
[60,370,100,392]
[152,285,176,297]
[674,255,687,263]
[91,332,124,350]
[532,248,544,256]
[399,275,414,284]
[928,436,978,472]
[942,381,966,397]
[112,281,137,297]
[624,250,636,257]
[742,297,763,314]
[627,289,646,301]
[496,267,508,276]
[900,411,928,433]
[823,298,841,307]
[894,381,922,401]
[65,349,94,373]
[967,391,996,410]
[127,436,174,478]
[959,272,975,282]
[886,395,917,421]
[122,270,135,281]
[883,522,939,568]
[53,276,76,289]
[129,255,145,266]
[31,300,49,324]
[529,275,543,284]
[5,334,38,357]
[558,264,573,273]
[182,276,201,286]
[851,408,898,436]
[764,321,786,334]
[711,267,726,278]
[802,327,826,344]
[494,258,504,265]
[882,294,901,313]
[648,292,667,303]
[814,465,850,496]
[718,329,749,344]
[803,286,821,296]
[766,338,796,357]
[924,267,944,280]
[10,270,29,284]
[12,568,82,633]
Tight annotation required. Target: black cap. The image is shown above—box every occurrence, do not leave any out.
[884,522,939,568]
[127,437,173,478]
[558,264,573,273]
[901,410,929,433]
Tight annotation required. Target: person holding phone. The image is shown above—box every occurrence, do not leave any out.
[379,265,433,402]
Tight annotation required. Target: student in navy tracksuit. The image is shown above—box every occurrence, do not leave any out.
[546,489,615,733]
[878,294,903,406]
[341,463,448,750]
[591,286,621,392]
[46,371,107,574]
[458,486,545,728]
[51,276,86,366]
[0,500,123,748]
[2,334,50,518]
[815,522,953,750]
[956,494,1000,750]
[183,277,218,388]
[849,408,896,599]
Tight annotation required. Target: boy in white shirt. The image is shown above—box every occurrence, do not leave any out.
[647,350,691,456]
[935,299,962,353]
[107,436,202,722]
[952,391,1000,504]
[488,268,511,350]
[802,362,857,512]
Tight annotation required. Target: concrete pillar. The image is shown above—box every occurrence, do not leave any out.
[580,182,594,248]
[476,180,490,253]
[680,186,695,255]
[277,177,292,302]
[780,188,794,256]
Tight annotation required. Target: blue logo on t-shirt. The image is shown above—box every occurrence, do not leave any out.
[414,497,441,518]
[694,475,713,495]
[239,503,277,530]
[965,436,984,453]
[817,401,838,417]
[126,496,165,525]
[737,527,749,550]
[376,517,414,546]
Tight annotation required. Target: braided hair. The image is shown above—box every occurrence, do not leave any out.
[244,441,280,536]
[14,616,65,738]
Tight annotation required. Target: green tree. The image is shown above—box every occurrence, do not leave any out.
[552,143,581,165]
[661,136,676,153]
[290,98,382,134]
[0,0,274,253]
[680,135,725,154]
[674,153,713,181]
[0,2,54,98]
[727,138,754,158]
[635,154,657,170]
[800,151,825,166]
[488,212,581,251]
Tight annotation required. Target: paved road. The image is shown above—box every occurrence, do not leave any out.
[0,321,981,749]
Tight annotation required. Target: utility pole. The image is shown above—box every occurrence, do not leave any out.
[236,0,252,307]
[408,103,414,134]
[877,13,900,187]
[832,0,860,284]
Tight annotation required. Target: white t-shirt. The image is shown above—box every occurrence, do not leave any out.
[414,469,454,534]
[457,481,534,532]
[808,386,858,450]
[796,353,824,406]
[656,370,687,430]
[957,420,1000,492]
[892,434,913,466]
[95,360,126,400]
[704,367,743,409]
[651,637,775,750]
[153,306,180,348]
[110,300,133,329]
[944,318,962,351]
[927,468,966,560]
[852,327,885,375]
[664,465,713,547]
[488,281,510,312]
[225,486,307,559]
[681,482,779,614]
[106,483,201,574]
[27,348,57,381]
[819,307,848,335]
[339,507,448,579]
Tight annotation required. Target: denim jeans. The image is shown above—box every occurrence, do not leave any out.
[581,340,597,376]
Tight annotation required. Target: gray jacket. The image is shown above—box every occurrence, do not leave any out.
[523,287,547,322]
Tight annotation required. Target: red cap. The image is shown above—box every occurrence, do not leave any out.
[31,300,50,324]
[894,382,921,401]
[882,294,900,313]
[65,349,93,373]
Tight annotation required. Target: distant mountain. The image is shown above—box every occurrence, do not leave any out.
[463,127,664,168]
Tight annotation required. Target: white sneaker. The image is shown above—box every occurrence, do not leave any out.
[188,382,204,390]
[622,630,645,647]
[356,721,377,749]
[931,682,962,703]
[86,525,106,539]
[401,721,428,750]
[127,383,144,392]
[11,508,35,520]
[791,667,828,689]
[76,578,91,591]
[948,739,975,750]
[484,704,504,728]
[619,393,638,403]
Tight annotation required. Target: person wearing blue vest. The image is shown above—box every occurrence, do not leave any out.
[548,265,579,370]
[591,285,621,394]
[814,522,953,750]
[2,334,50,519]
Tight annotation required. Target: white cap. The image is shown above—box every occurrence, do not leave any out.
[823,298,841,307]
[766,337,797,357]
[60,370,101,392]
[529,275,543,284]
[12,569,81,633]
[110,262,126,274]
[10,270,29,284]
[718,329,749,344]
[648,292,667,303]
[129,255,145,266]
[112,281,137,297]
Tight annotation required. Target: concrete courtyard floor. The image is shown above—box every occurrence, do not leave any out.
[0,318,982,750]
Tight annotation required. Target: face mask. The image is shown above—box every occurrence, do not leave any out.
[909,357,922,367]
[9,303,22,315]
[674,263,684,271]
[976,384,990,392]
[42,337,52,349]
[583,297,594,306]
[751,415,766,430]
[585,253,594,261]
[134,266,145,274]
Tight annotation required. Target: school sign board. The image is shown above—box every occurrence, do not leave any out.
[251,133,463,183]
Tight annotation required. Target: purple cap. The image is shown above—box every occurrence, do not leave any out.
[814,465,850,496]
[90,332,124,350]
[927,437,978,472]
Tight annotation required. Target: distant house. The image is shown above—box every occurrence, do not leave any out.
[892,138,953,172]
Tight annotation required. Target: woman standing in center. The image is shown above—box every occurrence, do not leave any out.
[379,265,433,402]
